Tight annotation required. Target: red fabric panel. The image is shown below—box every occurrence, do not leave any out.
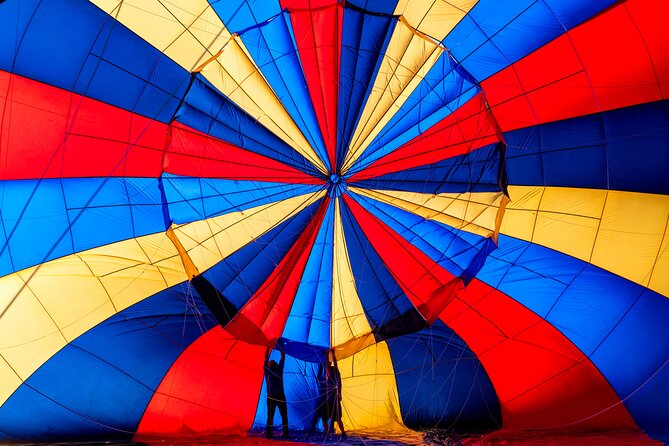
[0,70,321,183]
[0,71,167,179]
[463,429,661,446]
[282,0,341,171]
[349,93,501,181]
[135,326,266,435]
[225,198,330,346]
[166,123,322,183]
[441,279,638,429]
[483,0,669,132]
[343,194,463,323]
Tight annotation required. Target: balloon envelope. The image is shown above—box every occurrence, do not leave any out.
[0,0,667,443]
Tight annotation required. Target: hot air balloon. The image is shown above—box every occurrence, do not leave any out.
[0,0,667,444]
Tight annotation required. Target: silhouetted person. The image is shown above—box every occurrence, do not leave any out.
[318,352,346,438]
[315,362,330,434]
[264,345,288,439]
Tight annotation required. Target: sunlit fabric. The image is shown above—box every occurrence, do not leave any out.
[0,0,667,444]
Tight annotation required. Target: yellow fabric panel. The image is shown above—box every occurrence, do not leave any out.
[90,0,325,173]
[592,191,669,294]
[339,342,406,432]
[0,191,324,406]
[342,20,444,172]
[17,256,116,341]
[0,355,21,405]
[0,231,186,403]
[173,191,325,273]
[352,187,505,238]
[79,234,187,311]
[502,186,669,297]
[650,223,669,296]
[333,333,377,361]
[0,274,67,382]
[394,0,478,39]
[331,198,373,348]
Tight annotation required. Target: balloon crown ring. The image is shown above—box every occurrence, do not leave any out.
[326,172,348,198]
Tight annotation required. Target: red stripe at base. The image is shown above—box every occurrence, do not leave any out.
[135,326,266,435]
[441,279,638,430]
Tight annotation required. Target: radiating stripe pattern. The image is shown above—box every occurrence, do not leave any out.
[0,0,667,443]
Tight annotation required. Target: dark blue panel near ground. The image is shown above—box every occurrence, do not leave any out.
[0,0,189,122]
[351,143,503,194]
[444,0,617,82]
[386,320,501,431]
[0,283,217,441]
[337,8,397,171]
[505,99,669,194]
[0,177,165,277]
[176,76,322,177]
[201,199,323,310]
[475,234,669,438]
[590,292,669,443]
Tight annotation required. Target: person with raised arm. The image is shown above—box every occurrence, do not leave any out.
[264,343,288,439]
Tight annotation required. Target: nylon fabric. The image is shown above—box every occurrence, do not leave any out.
[501,186,669,297]
[90,0,326,173]
[331,198,374,350]
[342,19,445,172]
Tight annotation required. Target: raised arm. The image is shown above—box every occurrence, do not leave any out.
[265,346,271,366]
[278,345,286,368]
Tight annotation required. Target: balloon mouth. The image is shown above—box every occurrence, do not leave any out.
[326,172,347,197]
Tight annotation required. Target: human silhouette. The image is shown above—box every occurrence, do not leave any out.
[264,344,288,439]
[317,351,346,438]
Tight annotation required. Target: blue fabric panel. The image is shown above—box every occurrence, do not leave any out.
[0,179,72,275]
[444,0,617,82]
[337,9,396,170]
[161,174,321,224]
[210,4,329,170]
[0,0,189,122]
[283,200,334,350]
[124,178,169,236]
[478,236,585,318]
[475,235,669,436]
[505,99,669,194]
[590,292,669,440]
[201,200,323,310]
[351,52,480,173]
[386,320,501,430]
[349,192,490,278]
[209,0,282,30]
[0,283,217,441]
[176,76,321,177]
[604,100,669,194]
[253,357,322,431]
[0,177,166,276]
[351,143,502,194]
[347,0,398,14]
[339,198,415,329]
